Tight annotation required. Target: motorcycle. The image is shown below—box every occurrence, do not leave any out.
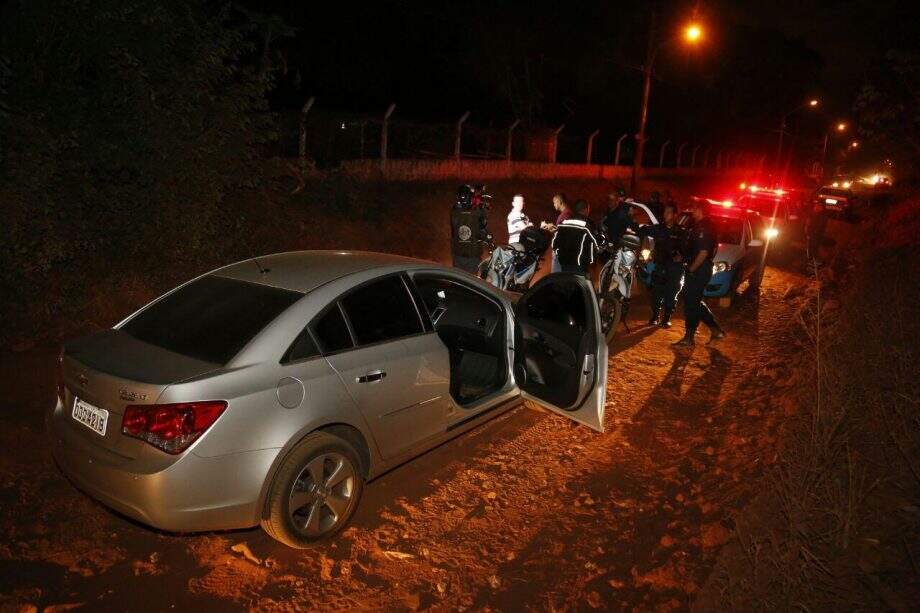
[479,226,549,292]
[596,201,659,343]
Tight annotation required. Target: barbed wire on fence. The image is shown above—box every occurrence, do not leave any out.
[277,102,761,171]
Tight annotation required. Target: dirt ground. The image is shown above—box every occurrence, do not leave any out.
[0,234,827,612]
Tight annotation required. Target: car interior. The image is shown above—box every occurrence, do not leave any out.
[412,275,508,406]
[513,279,590,409]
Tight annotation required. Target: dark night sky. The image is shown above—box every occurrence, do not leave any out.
[246,0,917,154]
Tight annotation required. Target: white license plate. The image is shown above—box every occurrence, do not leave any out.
[825,198,838,205]
[72,398,109,437]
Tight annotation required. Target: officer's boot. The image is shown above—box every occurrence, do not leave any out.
[659,309,673,328]
[708,323,726,343]
[673,329,695,347]
[647,306,660,326]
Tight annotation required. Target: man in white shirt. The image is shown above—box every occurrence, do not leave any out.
[506,194,533,244]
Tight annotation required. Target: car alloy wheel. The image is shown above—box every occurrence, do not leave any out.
[261,431,365,548]
[288,451,357,537]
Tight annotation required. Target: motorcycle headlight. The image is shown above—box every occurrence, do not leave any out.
[712,261,731,274]
[765,227,779,239]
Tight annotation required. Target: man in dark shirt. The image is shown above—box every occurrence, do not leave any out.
[675,201,725,346]
[601,190,640,250]
[450,185,489,273]
[648,202,685,327]
[545,193,572,273]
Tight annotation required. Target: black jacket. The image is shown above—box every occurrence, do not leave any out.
[601,205,640,248]
[552,216,600,268]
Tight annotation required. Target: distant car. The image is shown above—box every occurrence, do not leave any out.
[638,202,769,298]
[814,185,858,218]
[734,187,806,248]
[50,251,608,548]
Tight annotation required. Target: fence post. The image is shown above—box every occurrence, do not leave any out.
[615,133,628,166]
[758,154,767,173]
[586,129,600,164]
[691,144,701,168]
[505,119,520,161]
[658,139,671,168]
[703,146,712,169]
[455,111,470,161]
[676,142,688,168]
[380,102,396,165]
[298,96,315,174]
[551,123,565,163]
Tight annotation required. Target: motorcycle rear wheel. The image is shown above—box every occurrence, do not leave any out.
[599,291,623,344]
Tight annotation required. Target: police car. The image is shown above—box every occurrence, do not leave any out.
[640,198,769,299]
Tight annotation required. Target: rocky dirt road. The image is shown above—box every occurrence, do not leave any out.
[0,260,811,612]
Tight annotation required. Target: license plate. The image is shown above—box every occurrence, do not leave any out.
[72,398,109,437]
[825,198,838,205]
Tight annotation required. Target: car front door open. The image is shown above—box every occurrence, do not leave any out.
[512,275,607,432]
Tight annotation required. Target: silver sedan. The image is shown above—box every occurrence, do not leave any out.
[49,251,607,548]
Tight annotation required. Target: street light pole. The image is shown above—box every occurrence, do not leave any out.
[631,11,657,193]
[776,99,818,168]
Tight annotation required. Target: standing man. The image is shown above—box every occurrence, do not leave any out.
[507,194,533,244]
[450,185,489,274]
[648,202,685,327]
[675,200,725,346]
[543,193,571,273]
[602,189,640,251]
[552,199,599,276]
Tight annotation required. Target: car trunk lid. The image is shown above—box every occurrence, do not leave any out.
[61,329,220,457]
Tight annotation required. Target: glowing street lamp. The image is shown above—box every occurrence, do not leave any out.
[821,121,850,178]
[631,16,707,190]
[684,23,703,43]
[776,97,820,166]
[850,140,859,148]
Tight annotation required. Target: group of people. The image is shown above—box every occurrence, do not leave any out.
[450,186,726,346]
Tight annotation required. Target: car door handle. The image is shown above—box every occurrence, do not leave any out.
[357,370,387,384]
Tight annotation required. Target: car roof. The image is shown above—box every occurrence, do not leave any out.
[213,250,430,293]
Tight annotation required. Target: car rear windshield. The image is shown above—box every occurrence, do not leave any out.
[739,195,785,215]
[122,276,302,364]
[711,218,744,245]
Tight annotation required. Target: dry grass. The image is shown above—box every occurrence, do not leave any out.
[698,205,920,611]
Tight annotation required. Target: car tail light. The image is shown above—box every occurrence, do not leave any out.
[122,401,227,454]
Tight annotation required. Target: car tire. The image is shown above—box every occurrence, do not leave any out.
[261,431,364,549]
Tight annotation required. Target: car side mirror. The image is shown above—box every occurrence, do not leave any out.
[748,239,764,248]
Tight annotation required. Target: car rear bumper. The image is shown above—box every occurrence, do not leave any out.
[49,399,278,532]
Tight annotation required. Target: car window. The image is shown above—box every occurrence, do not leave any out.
[284,327,320,362]
[341,276,423,346]
[711,218,743,245]
[121,276,302,364]
[523,280,587,330]
[312,305,353,353]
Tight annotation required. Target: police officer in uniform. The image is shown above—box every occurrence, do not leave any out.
[675,200,726,346]
[647,202,685,328]
[450,185,489,274]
